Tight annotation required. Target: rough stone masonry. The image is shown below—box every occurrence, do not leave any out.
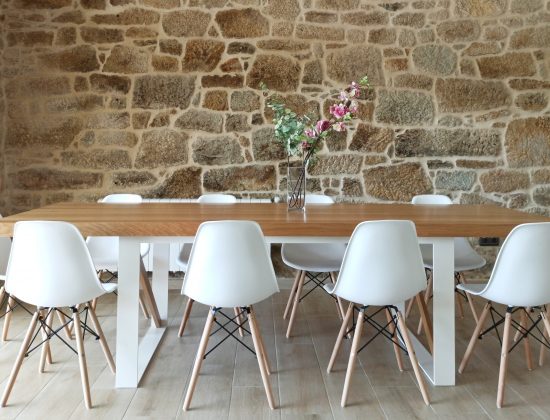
[0,0,549,215]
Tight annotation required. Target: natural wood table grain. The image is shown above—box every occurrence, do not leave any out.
[1,202,548,388]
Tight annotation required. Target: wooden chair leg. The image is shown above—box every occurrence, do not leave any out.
[330,272,346,320]
[1,311,39,407]
[87,302,116,374]
[286,270,306,339]
[459,302,491,374]
[497,309,513,408]
[178,298,195,338]
[328,302,354,373]
[0,286,5,313]
[539,310,550,368]
[405,297,415,319]
[73,307,92,409]
[39,309,54,372]
[396,311,430,405]
[139,261,161,328]
[234,307,244,338]
[248,307,275,409]
[417,275,433,335]
[283,270,302,320]
[56,310,73,340]
[386,308,404,372]
[183,308,215,411]
[2,296,15,342]
[139,290,150,319]
[416,293,433,354]
[250,307,271,375]
[519,309,533,371]
[457,273,479,322]
[341,306,364,408]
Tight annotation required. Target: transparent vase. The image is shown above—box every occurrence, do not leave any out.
[287,160,306,211]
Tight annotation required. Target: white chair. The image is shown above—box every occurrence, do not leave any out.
[177,194,237,337]
[458,222,550,408]
[325,220,430,407]
[1,221,116,409]
[86,194,160,326]
[282,194,347,338]
[0,222,14,342]
[182,220,279,411]
[409,194,485,332]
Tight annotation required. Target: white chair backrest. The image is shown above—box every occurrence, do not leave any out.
[411,194,452,205]
[6,221,106,308]
[306,194,334,204]
[478,222,550,307]
[87,194,144,265]
[332,220,426,306]
[183,221,279,308]
[0,214,12,281]
[197,194,237,204]
[102,194,142,203]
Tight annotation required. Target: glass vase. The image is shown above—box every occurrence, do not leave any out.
[287,161,306,211]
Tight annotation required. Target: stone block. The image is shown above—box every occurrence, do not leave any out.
[247,55,300,92]
[91,8,160,25]
[15,0,71,8]
[56,27,76,46]
[392,12,425,28]
[393,74,433,90]
[162,10,210,37]
[82,0,106,8]
[80,27,123,43]
[45,94,104,112]
[61,150,131,169]
[152,55,179,72]
[227,42,255,55]
[480,170,529,192]
[220,58,242,72]
[369,28,396,44]
[159,39,182,56]
[153,168,202,198]
[175,109,223,133]
[85,112,130,129]
[308,155,362,175]
[11,169,102,190]
[342,11,388,25]
[192,136,244,165]
[412,44,457,76]
[252,127,286,161]
[182,39,225,72]
[103,45,149,74]
[136,129,189,168]
[509,79,550,90]
[225,114,250,132]
[204,165,276,191]
[437,20,480,43]
[510,27,550,49]
[315,0,360,10]
[230,91,260,112]
[6,117,82,149]
[111,171,157,188]
[264,0,300,19]
[395,128,501,157]
[326,45,384,86]
[82,131,138,147]
[202,75,244,88]
[349,124,394,153]
[257,39,310,51]
[296,24,345,41]
[204,90,228,111]
[40,45,99,72]
[435,78,510,112]
[5,76,70,98]
[305,11,338,23]
[375,90,434,125]
[463,41,502,56]
[511,0,543,13]
[90,73,131,94]
[505,117,550,167]
[455,0,507,16]
[126,27,158,38]
[515,92,548,111]
[7,31,54,47]
[363,163,432,201]
[53,10,85,23]
[215,8,269,38]
[477,52,536,79]
[435,170,476,190]
[133,75,195,109]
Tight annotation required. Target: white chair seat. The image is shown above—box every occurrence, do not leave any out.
[419,239,486,271]
[456,283,486,295]
[102,283,118,294]
[282,243,346,272]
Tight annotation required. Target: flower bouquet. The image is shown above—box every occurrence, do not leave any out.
[263,76,370,210]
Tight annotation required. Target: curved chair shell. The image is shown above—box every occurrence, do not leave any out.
[182,220,278,308]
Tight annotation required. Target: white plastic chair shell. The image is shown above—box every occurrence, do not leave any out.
[458,222,550,308]
[176,194,237,273]
[412,194,486,271]
[182,220,279,308]
[326,220,427,306]
[5,221,112,308]
[0,215,11,282]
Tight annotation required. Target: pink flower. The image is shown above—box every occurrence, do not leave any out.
[333,122,346,132]
[304,128,316,138]
[330,103,349,119]
[348,81,361,98]
[315,119,331,134]
[301,141,311,149]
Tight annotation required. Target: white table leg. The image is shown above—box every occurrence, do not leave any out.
[432,237,455,385]
[116,238,141,388]
[152,243,169,322]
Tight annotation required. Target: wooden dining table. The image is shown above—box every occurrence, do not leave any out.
[0,201,548,388]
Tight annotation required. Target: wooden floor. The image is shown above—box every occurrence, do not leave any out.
[1,278,550,420]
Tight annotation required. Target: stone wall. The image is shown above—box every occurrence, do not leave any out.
[0,0,549,215]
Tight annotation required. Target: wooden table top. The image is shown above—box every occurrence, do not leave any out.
[0,202,548,238]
